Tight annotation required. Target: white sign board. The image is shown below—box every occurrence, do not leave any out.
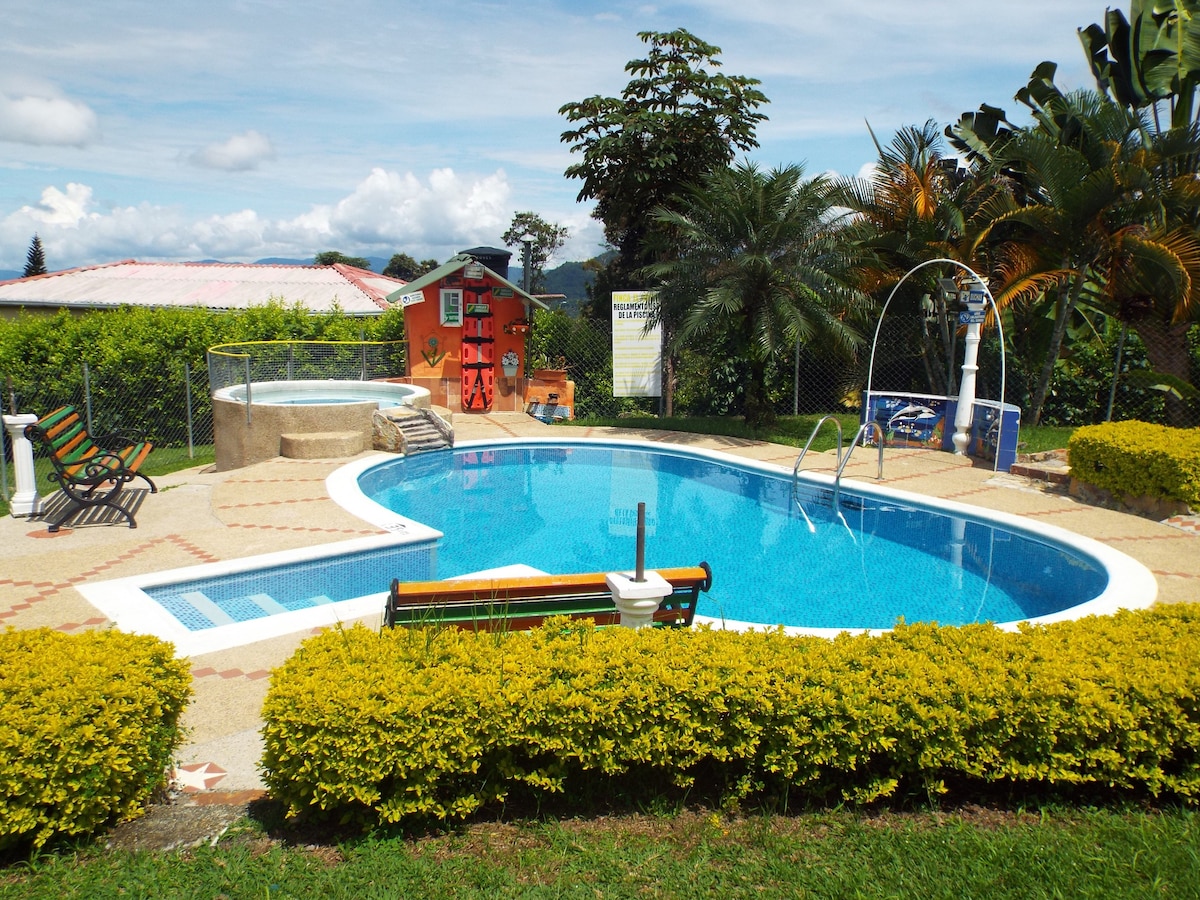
[611,291,662,397]
[396,291,425,307]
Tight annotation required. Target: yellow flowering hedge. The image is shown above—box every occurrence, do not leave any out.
[261,606,1200,825]
[1069,421,1200,508]
[0,628,192,851]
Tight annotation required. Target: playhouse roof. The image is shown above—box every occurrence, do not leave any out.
[384,253,548,309]
[0,260,407,315]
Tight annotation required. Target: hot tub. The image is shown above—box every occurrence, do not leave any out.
[212,379,431,471]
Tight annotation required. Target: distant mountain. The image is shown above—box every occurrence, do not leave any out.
[0,269,22,282]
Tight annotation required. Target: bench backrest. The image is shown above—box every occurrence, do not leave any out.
[29,406,98,463]
[385,563,712,631]
[26,406,152,481]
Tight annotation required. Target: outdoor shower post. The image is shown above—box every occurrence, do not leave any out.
[952,279,988,456]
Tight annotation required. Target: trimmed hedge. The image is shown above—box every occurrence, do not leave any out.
[261,607,1200,825]
[0,629,192,851]
[1069,421,1200,508]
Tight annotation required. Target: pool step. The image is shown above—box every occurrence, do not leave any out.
[374,408,453,455]
[279,431,367,459]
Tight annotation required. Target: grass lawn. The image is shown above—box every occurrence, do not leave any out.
[2,806,1196,898]
[0,445,214,519]
[571,415,1075,456]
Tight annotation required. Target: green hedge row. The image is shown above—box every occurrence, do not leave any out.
[261,607,1200,826]
[0,303,408,443]
[0,629,192,851]
[1069,421,1200,508]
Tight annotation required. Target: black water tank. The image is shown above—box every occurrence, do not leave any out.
[461,246,512,280]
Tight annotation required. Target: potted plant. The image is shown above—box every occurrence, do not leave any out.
[531,354,567,382]
[501,350,520,378]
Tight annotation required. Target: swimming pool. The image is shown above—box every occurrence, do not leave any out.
[78,438,1157,655]
[340,440,1154,633]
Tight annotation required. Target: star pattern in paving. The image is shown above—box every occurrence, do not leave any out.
[174,762,227,793]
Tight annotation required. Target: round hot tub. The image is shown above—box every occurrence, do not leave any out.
[212,379,431,471]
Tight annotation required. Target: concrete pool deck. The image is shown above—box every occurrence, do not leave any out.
[1,412,1197,801]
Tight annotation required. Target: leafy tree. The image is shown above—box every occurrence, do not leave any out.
[314,251,371,270]
[1079,0,1200,131]
[23,234,47,277]
[954,62,1200,426]
[836,122,986,396]
[559,28,768,281]
[382,253,438,280]
[646,162,867,428]
[502,212,569,294]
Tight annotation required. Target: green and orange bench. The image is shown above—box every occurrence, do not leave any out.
[385,564,712,632]
[25,405,157,532]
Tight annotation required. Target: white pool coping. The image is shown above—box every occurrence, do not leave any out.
[330,438,1159,632]
[78,437,1158,657]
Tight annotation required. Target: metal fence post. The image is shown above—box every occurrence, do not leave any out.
[82,361,94,432]
[184,358,195,458]
[0,386,10,503]
[244,356,253,424]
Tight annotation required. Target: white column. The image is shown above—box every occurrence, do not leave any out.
[3,414,41,517]
[606,570,671,629]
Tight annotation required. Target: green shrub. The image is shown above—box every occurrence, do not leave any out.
[1069,421,1200,508]
[0,628,192,851]
[261,607,1200,826]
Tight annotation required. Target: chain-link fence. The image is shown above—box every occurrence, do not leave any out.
[1,358,213,505]
[5,311,1196,505]
[1,340,410,505]
[208,340,407,394]
[530,301,1199,429]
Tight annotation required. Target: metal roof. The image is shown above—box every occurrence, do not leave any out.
[385,253,547,309]
[0,260,408,315]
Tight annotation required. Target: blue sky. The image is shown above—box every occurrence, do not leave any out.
[1,0,1107,273]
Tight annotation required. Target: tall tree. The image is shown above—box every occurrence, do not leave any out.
[836,122,982,395]
[951,65,1195,424]
[1078,2,1200,425]
[502,212,569,294]
[382,253,438,281]
[314,251,371,269]
[646,162,866,428]
[1079,0,1200,131]
[559,28,768,282]
[23,234,47,277]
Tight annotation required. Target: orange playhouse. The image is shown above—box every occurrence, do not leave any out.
[384,248,573,417]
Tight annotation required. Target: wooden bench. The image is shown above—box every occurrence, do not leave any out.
[25,405,157,532]
[384,563,712,631]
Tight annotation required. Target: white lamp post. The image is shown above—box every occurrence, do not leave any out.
[950,277,988,456]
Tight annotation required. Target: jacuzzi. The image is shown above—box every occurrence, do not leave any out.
[211,379,432,471]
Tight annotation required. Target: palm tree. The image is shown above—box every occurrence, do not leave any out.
[835,121,988,396]
[645,162,868,428]
[963,77,1173,423]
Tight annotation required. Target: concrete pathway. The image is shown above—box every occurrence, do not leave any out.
[2,414,1197,799]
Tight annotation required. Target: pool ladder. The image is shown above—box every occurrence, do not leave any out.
[792,416,885,512]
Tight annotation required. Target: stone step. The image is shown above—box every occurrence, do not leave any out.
[279,431,367,459]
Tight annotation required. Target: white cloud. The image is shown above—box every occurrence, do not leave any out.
[189,130,276,171]
[0,168,548,268]
[0,89,98,147]
[17,183,100,227]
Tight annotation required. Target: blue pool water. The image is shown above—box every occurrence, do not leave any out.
[140,441,1120,635]
[353,443,1109,630]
